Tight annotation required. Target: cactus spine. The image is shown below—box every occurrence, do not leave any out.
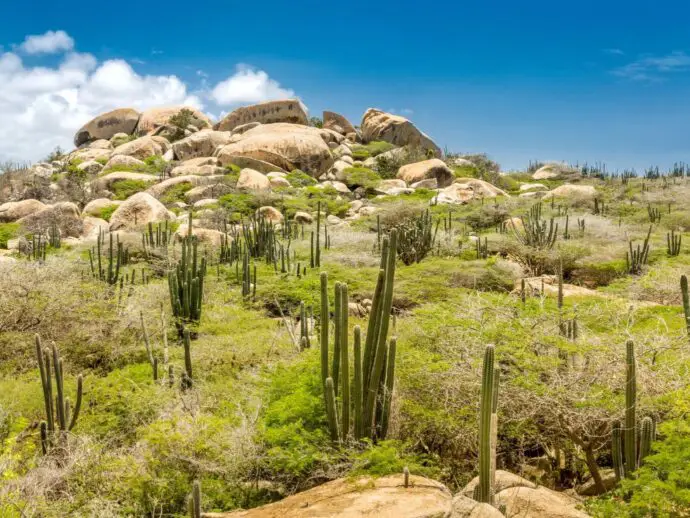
[477,344,496,503]
[624,340,637,477]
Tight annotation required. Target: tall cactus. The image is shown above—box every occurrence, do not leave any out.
[612,421,624,481]
[667,230,682,256]
[476,344,496,503]
[188,480,201,518]
[182,327,193,389]
[638,416,654,466]
[168,229,206,334]
[681,275,690,335]
[624,340,637,478]
[321,230,398,443]
[35,335,83,453]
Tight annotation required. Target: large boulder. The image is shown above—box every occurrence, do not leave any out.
[91,172,158,192]
[215,99,308,132]
[361,108,440,156]
[462,471,590,518]
[146,176,217,199]
[397,159,453,187]
[451,496,504,518]
[434,183,475,205]
[172,130,233,161]
[81,216,109,240]
[169,165,226,177]
[237,169,271,191]
[174,224,225,246]
[453,178,509,198]
[203,474,451,517]
[111,136,165,160]
[532,163,581,181]
[108,192,175,230]
[137,106,212,135]
[18,202,82,237]
[83,198,122,217]
[0,199,46,222]
[102,154,146,172]
[184,184,233,203]
[216,154,287,174]
[547,184,596,199]
[323,110,356,135]
[216,123,334,176]
[69,146,112,163]
[74,108,140,147]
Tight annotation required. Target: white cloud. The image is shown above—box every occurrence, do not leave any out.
[0,31,297,163]
[20,30,74,55]
[0,50,202,161]
[612,51,690,81]
[211,64,294,105]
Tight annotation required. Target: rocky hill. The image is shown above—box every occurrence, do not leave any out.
[0,101,688,517]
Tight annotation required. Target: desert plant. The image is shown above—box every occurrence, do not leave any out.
[626,226,652,275]
[682,275,690,335]
[188,479,201,517]
[168,221,206,333]
[511,202,558,250]
[624,340,637,478]
[476,344,497,504]
[647,205,662,223]
[667,230,682,256]
[35,335,83,454]
[396,209,437,265]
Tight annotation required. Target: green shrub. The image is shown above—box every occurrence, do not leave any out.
[160,182,193,204]
[342,167,381,190]
[0,223,20,249]
[111,179,149,200]
[218,192,260,220]
[351,141,395,161]
[286,170,317,187]
[465,205,509,231]
[96,204,119,222]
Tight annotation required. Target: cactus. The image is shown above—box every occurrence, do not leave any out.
[403,466,410,488]
[476,344,496,504]
[188,480,201,518]
[647,205,662,223]
[182,328,193,389]
[624,340,637,477]
[48,221,61,249]
[476,237,489,259]
[563,215,570,240]
[638,416,654,465]
[577,218,586,235]
[667,230,682,256]
[520,278,526,304]
[396,209,437,265]
[626,226,652,275]
[168,230,206,333]
[511,202,558,250]
[490,368,499,488]
[35,335,83,452]
[612,421,624,481]
[681,275,690,335]
[321,230,398,443]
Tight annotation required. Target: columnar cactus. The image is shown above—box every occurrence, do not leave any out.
[321,230,398,443]
[476,344,496,504]
[638,416,654,466]
[511,202,558,250]
[681,275,690,335]
[612,421,624,481]
[35,335,83,453]
[182,327,193,389]
[624,340,637,478]
[626,226,652,275]
[168,230,206,333]
[188,480,201,518]
[667,230,682,256]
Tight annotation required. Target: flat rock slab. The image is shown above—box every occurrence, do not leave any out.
[204,474,451,518]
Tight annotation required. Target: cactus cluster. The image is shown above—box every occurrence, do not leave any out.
[321,230,398,442]
[88,229,130,285]
[511,202,558,250]
[168,222,206,333]
[475,237,489,259]
[35,335,83,454]
[626,226,652,275]
[667,230,682,256]
[396,209,437,265]
[142,220,171,258]
[48,221,61,249]
[647,205,662,223]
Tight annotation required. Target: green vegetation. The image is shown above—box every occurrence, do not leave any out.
[351,140,395,160]
[0,222,20,248]
[111,179,150,200]
[342,166,381,190]
[286,169,317,187]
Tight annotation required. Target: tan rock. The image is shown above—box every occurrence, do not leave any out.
[216,154,287,174]
[361,108,441,156]
[184,184,233,203]
[112,136,164,160]
[109,192,175,230]
[203,474,451,518]
[532,163,581,181]
[175,224,225,246]
[18,202,82,237]
[74,108,140,147]
[147,176,216,199]
[547,184,596,199]
[497,486,590,518]
[216,123,335,176]
[397,159,453,187]
[270,176,291,188]
[169,165,226,177]
[257,206,283,223]
[88,139,113,150]
[69,146,112,163]
[83,198,121,217]
[102,154,146,171]
[294,211,313,224]
[451,495,504,518]
[172,130,233,161]
[322,181,350,194]
[76,160,104,175]
[323,110,356,135]
[233,121,262,134]
[81,216,109,240]
[237,169,271,191]
[434,183,475,204]
[0,200,47,222]
[411,178,438,189]
[137,106,212,135]
[520,183,548,192]
[453,178,508,198]
[462,470,537,499]
[215,99,308,132]
[92,172,158,192]
[182,156,219,167]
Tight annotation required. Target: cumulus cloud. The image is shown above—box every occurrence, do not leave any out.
[0,49,202,161]
[0,31,297,162]
[20,30,74,55]
[613,51,690,81]
[211,64,294,105]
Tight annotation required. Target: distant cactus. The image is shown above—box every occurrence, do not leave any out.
[511,202,558,250]
[626,226,652,275]
[667,230,682,256]
[681,275,690,335]
[35,335,83,453]
[476,344,496,504]
[647,205,662,223]
[396,209,437,265]
[475,237,489,259]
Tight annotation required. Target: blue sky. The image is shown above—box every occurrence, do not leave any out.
[2,0,690,171]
